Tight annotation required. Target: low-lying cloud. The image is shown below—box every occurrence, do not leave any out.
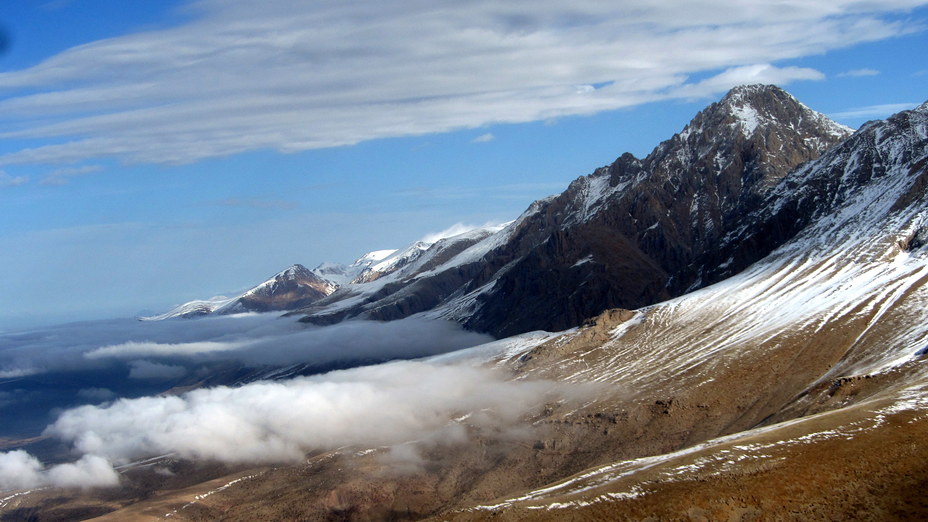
[85,340,243,359]
[0,308,600,493]
[0,450,119,491]
[1,359,587,491]
[0,313,532,492]
[0,313,493,380]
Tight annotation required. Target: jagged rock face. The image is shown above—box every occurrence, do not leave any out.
[461,85,852,336]
[699,99,928,285]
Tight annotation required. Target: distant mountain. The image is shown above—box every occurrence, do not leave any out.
[142,264,336,320]
[145,225,506,320]
[295,85,854,336]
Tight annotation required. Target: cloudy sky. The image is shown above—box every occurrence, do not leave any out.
[1,0,927,326]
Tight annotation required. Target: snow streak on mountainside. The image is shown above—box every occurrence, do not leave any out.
[296,85,854,337]
[312,249,397,286]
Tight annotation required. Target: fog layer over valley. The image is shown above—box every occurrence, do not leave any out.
[0,314,547,490]
[1,358,586,491]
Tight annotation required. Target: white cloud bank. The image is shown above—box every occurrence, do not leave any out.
[0,0,924,166]
[1,359,587,491]
[85,340,242,359]
[0,451,118,491]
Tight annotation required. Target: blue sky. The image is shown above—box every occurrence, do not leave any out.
[0,0,926,328]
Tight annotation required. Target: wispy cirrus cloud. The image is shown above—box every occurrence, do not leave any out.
[838,68,881,77]
[39,164,103,185]
[0,170,28,187]
[0,0,924,167]
[395,182,569,202]
[829,102,918,120]
[668,63,826,100]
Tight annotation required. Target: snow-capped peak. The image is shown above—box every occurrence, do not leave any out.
[278,264,312,279]
[242,264,321,298]
[675,85,851,144]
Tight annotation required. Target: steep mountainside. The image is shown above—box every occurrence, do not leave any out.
[440,99,928,519]
[298,85,852,336]
[234,264,336,313]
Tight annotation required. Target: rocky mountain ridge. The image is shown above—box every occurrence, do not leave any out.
[151,85,855,334]
[294,84,855,336]
[146,224,507,320]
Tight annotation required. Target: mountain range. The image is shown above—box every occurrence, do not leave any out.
[7,85,928,520]
[154,85,856,338]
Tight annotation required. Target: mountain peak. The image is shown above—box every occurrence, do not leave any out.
[712,84,849,138]
[279,264,311,277]
[675,84,851,154]
[721,83,787,100]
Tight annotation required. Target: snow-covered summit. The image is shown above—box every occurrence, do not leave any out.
[353,249,396,265]
[242,264,335,299]
[682,84,852,142]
